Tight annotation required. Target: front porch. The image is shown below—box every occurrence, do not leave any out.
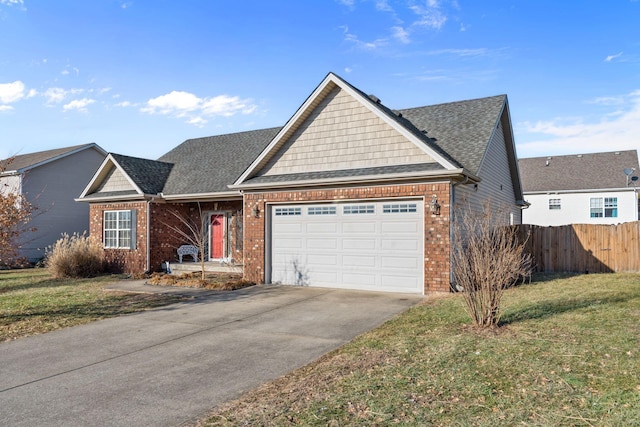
[166,260,243,275]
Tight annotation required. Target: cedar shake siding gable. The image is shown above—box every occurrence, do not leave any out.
[256,86,437,177]
[234,72,463,187]
[78,153,173,201]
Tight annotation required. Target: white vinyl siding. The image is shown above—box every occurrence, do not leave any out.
[523,191,636,226]
[455,120,520,225]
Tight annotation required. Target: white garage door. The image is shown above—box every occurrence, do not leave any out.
[269,200,424,294]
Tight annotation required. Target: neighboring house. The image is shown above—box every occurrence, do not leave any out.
[0,144,107,262]
[78,72,526,294]
[519,150,640,226]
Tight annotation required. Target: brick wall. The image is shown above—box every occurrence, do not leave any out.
[90,200,243,274]
[89,201,148,274]
[243,182,451,293]
[149,201,243,271]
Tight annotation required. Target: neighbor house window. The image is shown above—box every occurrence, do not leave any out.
[104,210,135,248]
[590,197,618,218]
[590,198,603,218]
[548,199,561,210]
[604,197,618,217]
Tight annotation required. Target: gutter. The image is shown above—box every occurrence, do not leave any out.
[230,169,478,191]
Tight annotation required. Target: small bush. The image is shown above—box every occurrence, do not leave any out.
[46,232,105,278]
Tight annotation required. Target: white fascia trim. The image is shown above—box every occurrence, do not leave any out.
[234,73,459,186]
[161,190,242,202]
[75,194,151,203]
[524,187,637,195]
[234,74,336,186]
[78,154,144,199]
[231,169,470,190]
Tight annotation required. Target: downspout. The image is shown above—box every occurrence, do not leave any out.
[146,196,155,272]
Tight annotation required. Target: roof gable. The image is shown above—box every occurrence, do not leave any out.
[0,143,107,174]
[256,85,437,177]
[519,150,640,193]
[78,153,173,201]
[235,72,461,186]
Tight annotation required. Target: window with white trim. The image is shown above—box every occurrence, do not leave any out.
[383,203,418,213]
[104,210,136,249]
[590,197,618,218]
[308,206,336,215]
[343,204,375,214]
[548,198,561,210]
[274,207,301,216]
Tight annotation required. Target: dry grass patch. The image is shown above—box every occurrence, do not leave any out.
[0,269,187,342]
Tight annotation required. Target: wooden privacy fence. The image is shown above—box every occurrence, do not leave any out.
[516,222,640,273]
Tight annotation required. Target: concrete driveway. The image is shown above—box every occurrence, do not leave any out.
[0,284,421,427]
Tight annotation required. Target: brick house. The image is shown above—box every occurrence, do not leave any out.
[78,72,526,294]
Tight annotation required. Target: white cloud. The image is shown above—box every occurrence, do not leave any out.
[392,26,410,44]
[0,105,14,112]
[141,90,257,124]
[518,90,640,157]
[409,2,447,30]
[115,101,132,107]
[427,48,490,57]
[0,0,24,6]
[0,81,26,104]
[62,98,95,112]
[605,52,623,62]
[43,87,83,104]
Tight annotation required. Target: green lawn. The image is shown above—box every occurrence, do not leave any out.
[0,269,186,342]
[200,273,640,426]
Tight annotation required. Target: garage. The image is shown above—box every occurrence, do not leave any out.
[268,200,424,294]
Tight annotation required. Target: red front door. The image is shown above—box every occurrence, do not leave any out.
[210,214,224,259]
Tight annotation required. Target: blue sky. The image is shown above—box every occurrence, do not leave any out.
[1,0,639,163]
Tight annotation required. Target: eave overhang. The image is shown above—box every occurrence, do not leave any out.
[231,169,476,191]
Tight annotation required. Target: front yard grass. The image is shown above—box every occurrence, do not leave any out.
[199,273,640,426]
[0,269,186,342]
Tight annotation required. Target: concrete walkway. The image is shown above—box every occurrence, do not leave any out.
[0,282,422,427]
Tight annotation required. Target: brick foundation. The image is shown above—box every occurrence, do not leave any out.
[242,182,451,293]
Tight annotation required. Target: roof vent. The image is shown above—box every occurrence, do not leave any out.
[545,160,550,166]
[421,129,428,134]
[368,94,381,104]
[577,154,582,158]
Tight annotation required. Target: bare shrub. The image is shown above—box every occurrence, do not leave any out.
[46,232,105,278]
[163,202,208,280]
[452,202,532,327]
[0,156,37,266]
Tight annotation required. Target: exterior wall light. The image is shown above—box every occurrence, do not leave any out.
[429,195,441,215]
[252,205,260,218]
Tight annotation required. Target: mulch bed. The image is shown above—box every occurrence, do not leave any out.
[146,272,256,291]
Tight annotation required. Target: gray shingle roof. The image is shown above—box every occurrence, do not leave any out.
[397,95,507,175]
[158,127,280,195]
[111,153,173,195]
[1,144,102,173]
[519,150,640,192]
[243,162,445,185]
